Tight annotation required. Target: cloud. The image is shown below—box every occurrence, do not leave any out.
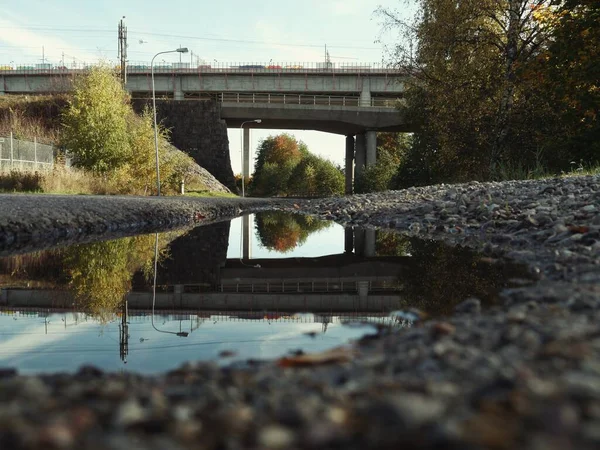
[0,13,98,64]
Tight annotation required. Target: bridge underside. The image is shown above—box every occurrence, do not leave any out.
[220,103,410,135]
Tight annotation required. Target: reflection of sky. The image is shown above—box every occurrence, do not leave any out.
[226,214,345,259]
[0,313,373,375]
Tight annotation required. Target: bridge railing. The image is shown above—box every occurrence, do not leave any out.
[216,92,398,108]
[0,61,408,75]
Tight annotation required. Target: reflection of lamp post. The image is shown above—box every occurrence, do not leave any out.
[151,47,188,196]
[151,233,189,337]
[240,119,262,197]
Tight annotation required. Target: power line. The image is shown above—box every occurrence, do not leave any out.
[0,25,380,50]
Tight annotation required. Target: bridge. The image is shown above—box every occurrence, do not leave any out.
[0,62,410,192]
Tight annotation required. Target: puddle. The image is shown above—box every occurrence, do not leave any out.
[0,212,533,374]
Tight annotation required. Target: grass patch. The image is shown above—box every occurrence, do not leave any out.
[0,170,44,192]
[185,190,238,198]
[1,166,236,197]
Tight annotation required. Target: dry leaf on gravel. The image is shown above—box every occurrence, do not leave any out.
[278,347,355,367]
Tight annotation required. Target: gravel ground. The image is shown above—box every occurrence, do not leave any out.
[1,175,600,449]
[0,194,287,256]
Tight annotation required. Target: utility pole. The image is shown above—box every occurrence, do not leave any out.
[118,16,128,86]
[119,300,129,364]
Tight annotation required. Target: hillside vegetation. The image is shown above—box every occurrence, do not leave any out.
[0,67,230,195]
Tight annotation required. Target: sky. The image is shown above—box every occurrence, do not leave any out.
[0,0,413,174]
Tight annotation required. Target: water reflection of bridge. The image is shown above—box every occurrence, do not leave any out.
[0,307,396,325]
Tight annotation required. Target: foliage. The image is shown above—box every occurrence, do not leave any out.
[61,65,131,173]
[0,95,67,144]
[250,134,342,197]
[288,154,345,197]
[256,212,331,253]
[251,134,307,196]
[61,233,178,321]
[378,0,599,186]
[375,230,411,256]
[356,132,411,193]
[60,66,200,194]
[0,170,44,192]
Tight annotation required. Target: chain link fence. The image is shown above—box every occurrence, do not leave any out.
[0,133,55,171]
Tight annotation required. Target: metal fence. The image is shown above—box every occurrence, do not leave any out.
[216,92,398,108]
[0,133,55,171]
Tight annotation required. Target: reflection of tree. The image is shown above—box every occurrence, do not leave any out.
[387,235,531,316]
[375,230,411,256]
[63,235,153,321]
[61,232,180,322]
[256,212,331,253]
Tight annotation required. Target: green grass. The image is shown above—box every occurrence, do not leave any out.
[184,190,238,198]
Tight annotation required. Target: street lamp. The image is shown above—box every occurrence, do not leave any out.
[240,119,262,197]
[151,47,188,196]
[150,233,189,337]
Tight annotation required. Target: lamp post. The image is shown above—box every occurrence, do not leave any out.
[151,233,189,337]
[240,119,261,197]
[151,47,188,196]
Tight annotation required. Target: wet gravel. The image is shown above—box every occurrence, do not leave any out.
[0,194,286,256]
[1,175,600,449]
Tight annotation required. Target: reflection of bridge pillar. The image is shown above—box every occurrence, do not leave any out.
[174,284,184,304]
[345,135,354,195]
[344,227,354,254]
[242,214,251,260]
[364,229,376,257]
[242,127,250,185]
[354,228,365,257]
[355,133,366,181]
[366,131,377,168]
[173,78,184,100]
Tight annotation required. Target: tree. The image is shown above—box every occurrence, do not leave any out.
[61,66,131,173]
[536,0,600,168]
[289,154,345,197]
[61,67,200,194]
[251,134,307,196]
[377,0,556,183]
[356,132,412,192]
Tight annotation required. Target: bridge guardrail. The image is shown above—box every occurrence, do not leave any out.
[216,92,398,108]
[0,61,408,75]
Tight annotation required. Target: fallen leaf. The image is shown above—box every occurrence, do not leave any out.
[431,322,456,337]
[293,204,301,209]
[278,347,355,367]
[568,225,589,234]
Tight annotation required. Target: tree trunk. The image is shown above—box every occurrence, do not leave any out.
[491,0,520,173]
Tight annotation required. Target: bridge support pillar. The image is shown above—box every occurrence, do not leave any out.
[242,127,251,189]
[354,228,365,257]
[366,131,377,168]
[360,79,371,107]
[345,135,354,195]
[344,227,354,254]
[242,214,251,260]
[364,229,376,257]
[173,79,184,101]
[355,133,366,182]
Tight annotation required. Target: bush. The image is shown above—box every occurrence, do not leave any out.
[355,152,397,193]
[289,154,344,197]
[0,170,44,192]
[61,66,131,173]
